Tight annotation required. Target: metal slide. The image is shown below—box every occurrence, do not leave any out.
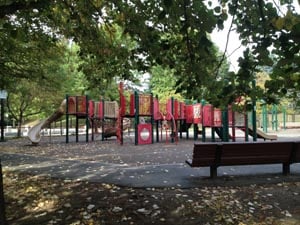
[247,126,277,141]
[28,100,66,144]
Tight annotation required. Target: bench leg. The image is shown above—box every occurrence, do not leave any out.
[282,164,290,175]
[210,166,217,178]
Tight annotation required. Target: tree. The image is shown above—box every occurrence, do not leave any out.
[1,0,300,111]
[226,0,300,102]
[5,40,70,136]
[149,65,184,102]
[0,1,61,89]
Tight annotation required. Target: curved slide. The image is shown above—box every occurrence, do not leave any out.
[28,100,66,144]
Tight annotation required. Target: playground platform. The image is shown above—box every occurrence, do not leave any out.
[1,128,300,188]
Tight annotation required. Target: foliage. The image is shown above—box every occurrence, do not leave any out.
[2,38,95,130]
[1,0,300,114]
[227,0,300,104]
[6,79,59,136]
[149,65,184,103]
[0,1,59,89]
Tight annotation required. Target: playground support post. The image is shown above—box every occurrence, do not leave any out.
[282,106,286,130]
[155,95,160,143]
[66,95,69,143]
[222,109,229,142]
[200,99,206,142]
[75,96,80,142]
[201,126,206,142]
[134,91,139,145]
[245,113,249,142]
[151,93,154,144]
[192,100,198,141]
[171,97,175,143]
[251,80,257,141]
[272,104,278,131]
[262,103,268,133]
[119,114,124,145]
[211,127,215,142]
[193,124,198,141]
[101,98,105,141]
[85,95,89,142]
[75,96,79,142]
[252,106,257,141]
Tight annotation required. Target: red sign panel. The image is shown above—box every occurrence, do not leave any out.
[185,105,194,124]
[180,102,185,119]
[213,108,222,127]
[88,100,94,118]
[193,104,202,124]
[138,123,152,145]
[202,104,213,126]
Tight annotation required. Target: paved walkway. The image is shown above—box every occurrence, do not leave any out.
[1,129,300,188]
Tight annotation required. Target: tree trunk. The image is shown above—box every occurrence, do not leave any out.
[0,160,7,225]
[16,111,24,137]
[17,122,22,137]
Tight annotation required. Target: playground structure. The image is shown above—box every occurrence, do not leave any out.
[28,95,131,144]
[28,82,278,145]
[118,83,278,145]
[28,100,67,144]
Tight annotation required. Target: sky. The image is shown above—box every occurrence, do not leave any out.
[211,18,242,72]
[210,0,300,72]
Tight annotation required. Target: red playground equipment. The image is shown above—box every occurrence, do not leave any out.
[29,82,268,145]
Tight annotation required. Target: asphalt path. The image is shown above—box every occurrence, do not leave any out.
[1,129,300,188]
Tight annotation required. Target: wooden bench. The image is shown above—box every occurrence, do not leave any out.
[186,142,300,178]
[292,142,300,163]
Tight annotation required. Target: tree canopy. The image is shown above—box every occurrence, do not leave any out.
[1,0,300,111]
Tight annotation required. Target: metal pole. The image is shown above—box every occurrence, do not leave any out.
[171,97,175,143]
[151,93,154,144]
[262,104,268,132]
[101,98,105,141]
[66,95,69,143]
[134,91,139,145]
[283,106,286,130]
[251,80,257,141]
[85,95,89,142]
[155,95,159,143]
[222,109,229,142]
[0,99,4,142]
[245,113,249,142]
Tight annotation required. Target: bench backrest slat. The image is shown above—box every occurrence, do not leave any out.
[192,144,219,166]
[292,142,300,162]
[220,142,293,165]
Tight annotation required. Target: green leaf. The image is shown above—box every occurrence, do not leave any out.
[217,19,224,30]
[163,0,173,8]
[214,6,221,13]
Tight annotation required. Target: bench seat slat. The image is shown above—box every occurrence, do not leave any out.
[220,156,291,165]
[188,158,216,167]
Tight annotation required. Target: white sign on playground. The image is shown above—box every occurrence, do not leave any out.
[0,90,7,99]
